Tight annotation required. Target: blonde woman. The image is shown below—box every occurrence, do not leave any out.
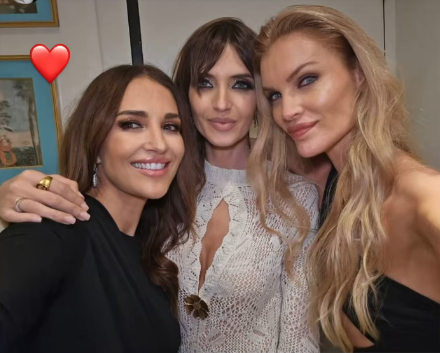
[248,5,440,353]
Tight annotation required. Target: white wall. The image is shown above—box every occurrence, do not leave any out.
[139,0,385,76]
[0,0,386,144]
[0,0,131,123]
[394,0,440,170]
[138,0,384,141]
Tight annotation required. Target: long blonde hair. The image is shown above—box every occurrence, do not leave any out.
[248,5,416,352]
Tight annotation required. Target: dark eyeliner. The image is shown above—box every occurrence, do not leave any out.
[163,122,181,132]
[118,119,142,130]
[298,74,318,88]
[198,78,213,88]
[233,79,254,90]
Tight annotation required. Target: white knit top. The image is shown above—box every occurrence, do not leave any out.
[167,161,320,353]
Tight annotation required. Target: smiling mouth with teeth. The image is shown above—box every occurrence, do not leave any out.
[131,162,167,170]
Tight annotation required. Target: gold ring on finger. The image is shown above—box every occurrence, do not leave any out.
[36,176,53,191]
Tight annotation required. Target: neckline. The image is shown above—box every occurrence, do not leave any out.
[382,276,440,308]
[84,194,136,240]
[204,160,248,186]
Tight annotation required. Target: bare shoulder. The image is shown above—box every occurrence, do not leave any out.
[395,161,440,206]
[394,158,440,242]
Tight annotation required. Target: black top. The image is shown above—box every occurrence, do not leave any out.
[319,164,338,227]
[0,195,180,353]
[344,276,440,352]
[321,168,440,352]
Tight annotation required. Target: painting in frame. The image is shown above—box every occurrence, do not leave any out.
[0,0,59,28]
[0,55,62,183]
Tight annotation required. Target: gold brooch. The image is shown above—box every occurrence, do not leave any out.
[184,294,209,320]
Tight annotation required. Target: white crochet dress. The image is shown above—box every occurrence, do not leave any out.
[167,161,320,353]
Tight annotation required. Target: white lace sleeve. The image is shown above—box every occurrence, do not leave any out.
[277,180,321,353]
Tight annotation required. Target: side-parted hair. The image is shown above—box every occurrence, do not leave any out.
[172,17,257,163]
[59,64,204,313]
[248,5,416,351]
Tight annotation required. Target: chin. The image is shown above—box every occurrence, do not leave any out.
[126,184,170,201]
[144,189,169,200]
[207,135,246,149]
[295,142,325,159]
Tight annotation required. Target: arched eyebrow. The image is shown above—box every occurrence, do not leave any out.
[116,110,181,120]
[204,73,254,80]
[263,61,317,92]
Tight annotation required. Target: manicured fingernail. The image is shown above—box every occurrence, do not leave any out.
[64,216,76,224]
[78,212,90,221]
[80,202,89,210]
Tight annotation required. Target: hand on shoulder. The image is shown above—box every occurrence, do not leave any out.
[0,170,88,226]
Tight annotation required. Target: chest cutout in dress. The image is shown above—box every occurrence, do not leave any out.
[198,199,230,291]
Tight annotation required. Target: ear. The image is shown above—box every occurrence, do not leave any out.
[97,156,102,164]
[353,64,365,89]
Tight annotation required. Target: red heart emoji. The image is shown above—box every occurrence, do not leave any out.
[30,44,70,84]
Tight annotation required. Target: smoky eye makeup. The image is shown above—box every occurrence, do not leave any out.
[117,119,182,134]
[163,121,182,132]
[117,119,142,130]
[298,74,318,88]
[198,77,214,88]
[232,79,254,90]
[264,91,281,103]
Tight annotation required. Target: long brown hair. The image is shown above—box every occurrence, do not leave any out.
[173,18,312,276]
[172,17,257,163]
[59,64,204,312]
[249,5,416,351]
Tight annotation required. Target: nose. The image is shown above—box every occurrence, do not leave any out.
[143,124,167,154]
[212,85,232,112]
[281,93,304,122]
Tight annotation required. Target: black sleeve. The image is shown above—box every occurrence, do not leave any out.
[0,222,86,350]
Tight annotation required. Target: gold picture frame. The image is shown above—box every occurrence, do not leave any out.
[0,55,62,179]
[0,0,59,28]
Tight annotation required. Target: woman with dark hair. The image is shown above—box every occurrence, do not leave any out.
[169,18,319,353]
[0,64,202,353]
[0,18,319,352]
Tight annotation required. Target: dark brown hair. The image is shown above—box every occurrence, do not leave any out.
[59,64,204,312]
[172,17,257,161]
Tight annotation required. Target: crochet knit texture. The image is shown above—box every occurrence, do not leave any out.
[167,161,320,353]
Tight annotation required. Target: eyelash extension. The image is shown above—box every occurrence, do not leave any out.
[198,78,255,90]
[118,120,181,133]
[232,79,255,90]
[298,74,318,88]
[163,123,182,132]
[265,74,318,103]
[118,120,141,130]
[265,91,280,103]
[198,78,213,88]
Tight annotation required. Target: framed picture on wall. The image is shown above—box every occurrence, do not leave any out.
[0,0,59,28]
[0,55,62,183]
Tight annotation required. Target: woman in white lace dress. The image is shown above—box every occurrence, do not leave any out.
[0,18,320,353]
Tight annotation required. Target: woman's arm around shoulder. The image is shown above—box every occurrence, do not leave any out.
[0,170,89,226]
